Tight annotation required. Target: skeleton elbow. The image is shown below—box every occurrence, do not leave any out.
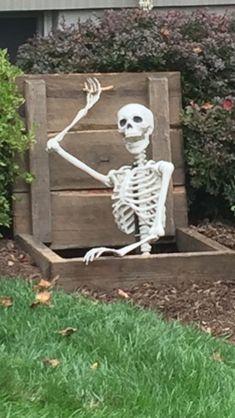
[166,162,174,175]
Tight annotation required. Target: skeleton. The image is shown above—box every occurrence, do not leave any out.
[139,0,154,11]
[47,78,174,264]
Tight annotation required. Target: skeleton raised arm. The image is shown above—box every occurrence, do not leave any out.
[47,78,110,186]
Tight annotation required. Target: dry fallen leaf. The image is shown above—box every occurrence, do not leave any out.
[43,358,60,368]
[18,253,26,261]
[201,102,214,110]
[57,327,77,337]
[6,241,15,251]
[0,296,13,308]
[90,362,99,369]
[34,279,52,291]
[212,352,223,362]
[118,288,129,299]
[160,28,170,37]
[31,291,52,307]
[193,46,203,54]
[201,325,212,335]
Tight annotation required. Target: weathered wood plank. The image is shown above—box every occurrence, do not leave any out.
[176,227,233,253]
[17,72,181,131]
[13,192,32,235]
[148,77,175,236]
[49,130,131,191]
[16,233,61,277]
[25,80,52,243]
[14,129,185,192]
[51,251,235,291]
[13,187,187,249]
[50,190,133,249]
[170,129,185,185]
[173,186,188,228]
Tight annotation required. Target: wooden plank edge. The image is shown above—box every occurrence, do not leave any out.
[50,251,235,292]
[16,233,62,278]
[25,79,52,243]
[176,227,234,253]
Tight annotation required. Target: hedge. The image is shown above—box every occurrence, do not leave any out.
[0,50,32,233]
[15,9,235,220]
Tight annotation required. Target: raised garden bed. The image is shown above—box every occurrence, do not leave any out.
[13,73,235,292]
[16,227,235,292]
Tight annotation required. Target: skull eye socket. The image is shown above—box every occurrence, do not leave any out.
[133,116,143,123]
[119,118,127,127]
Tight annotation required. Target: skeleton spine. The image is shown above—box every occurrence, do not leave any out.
[134,151,152,254]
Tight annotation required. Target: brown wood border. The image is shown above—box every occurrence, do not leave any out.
[148,76,174,235]
[176,227,233,253]
[25,79,52,243]
[17,230,235,292]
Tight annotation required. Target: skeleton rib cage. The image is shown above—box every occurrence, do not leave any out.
[107,161,165,235]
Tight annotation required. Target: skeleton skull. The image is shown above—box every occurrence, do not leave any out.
[117,104,154,154]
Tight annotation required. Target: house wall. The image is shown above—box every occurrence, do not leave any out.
[0,1,234,36]
[58,5,235,28]
[0,0,234,11]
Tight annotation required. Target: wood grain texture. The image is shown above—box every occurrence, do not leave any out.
[14,129,185,192]
[17,72,181,131]
[148,77,175,236]
[16,234,60,277]
[176,228,233,253]
[170,129,185,185]
[13,187,188,249]
[51,251,235,291]
[25,80,52,243]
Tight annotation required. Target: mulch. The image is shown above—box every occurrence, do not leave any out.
[0,221,235,343]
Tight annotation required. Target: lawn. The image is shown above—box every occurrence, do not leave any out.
[1,279,235,418]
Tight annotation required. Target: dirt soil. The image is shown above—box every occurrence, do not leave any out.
[0,222,235,343]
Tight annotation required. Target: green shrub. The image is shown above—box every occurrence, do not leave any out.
[0,50,31,232]
[182,98,235,218]
[16,9,235,220]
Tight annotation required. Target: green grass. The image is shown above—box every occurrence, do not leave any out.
[1,279,235,418]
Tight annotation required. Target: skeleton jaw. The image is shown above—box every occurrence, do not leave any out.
[124,133,150,155]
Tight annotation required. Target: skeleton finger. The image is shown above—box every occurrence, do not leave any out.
[93,77,101,94]
[88,77,96,94]
[96,249,107,258]
[84,249,98,264]
[89,253,95,263]
[86,78,93,93]
[84,253,92,265]
[84,81,89,92]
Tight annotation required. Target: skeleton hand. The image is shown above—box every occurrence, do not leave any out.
[83,233,158,265]
[84,247,124,265]
[84,78,101,110]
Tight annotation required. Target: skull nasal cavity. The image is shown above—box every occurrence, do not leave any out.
[127,123,133,129]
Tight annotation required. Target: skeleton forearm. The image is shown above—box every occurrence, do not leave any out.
[55,144,110,186]
[152,161,174,233]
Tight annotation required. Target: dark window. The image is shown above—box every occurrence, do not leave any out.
[0,15,39,62]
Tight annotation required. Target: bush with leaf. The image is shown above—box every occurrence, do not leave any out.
[183,97,235,219]
[0,49,31,232]
[16,8,235,219]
